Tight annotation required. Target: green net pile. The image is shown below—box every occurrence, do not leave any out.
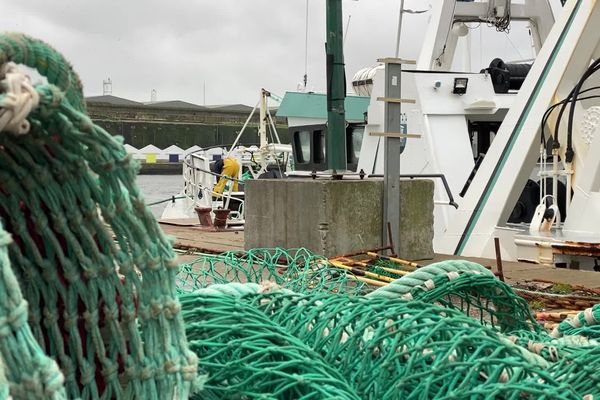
[0,33,196,399]
[177,249,600,399]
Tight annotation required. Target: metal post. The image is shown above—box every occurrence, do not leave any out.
[383,61,402,255]
[394,0,405,58]
[326,0,347,171]
[259,89,268,148]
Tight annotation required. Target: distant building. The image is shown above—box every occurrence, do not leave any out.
[86,95,289,149]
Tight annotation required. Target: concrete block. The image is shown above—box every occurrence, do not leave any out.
[399,179,435,260]
[245,178,433,259]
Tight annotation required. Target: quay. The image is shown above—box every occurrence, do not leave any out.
[161,220,600,290]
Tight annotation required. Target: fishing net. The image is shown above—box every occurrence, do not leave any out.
[180,283,582,399]
[181,283,360,399]
[176,247,366,296]
[0,33,196,398]
[549,345,600,396]
[368,262,539,333]
[177,250,600,399]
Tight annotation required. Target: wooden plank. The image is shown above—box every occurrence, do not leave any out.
[376,97,416,104]
[160,223,245,253]
[369,132,421,138]
[377,57,416,65]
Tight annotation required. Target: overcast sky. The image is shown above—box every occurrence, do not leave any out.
[2,0,562,106]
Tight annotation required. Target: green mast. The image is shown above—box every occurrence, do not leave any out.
[326,0,347,171]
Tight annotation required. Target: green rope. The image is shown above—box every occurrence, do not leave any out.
[551,303,600,339]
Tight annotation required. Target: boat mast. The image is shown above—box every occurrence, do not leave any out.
[259,88,269,148]
[326,0,347,171]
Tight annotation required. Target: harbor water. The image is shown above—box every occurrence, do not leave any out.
[137,174,183,218]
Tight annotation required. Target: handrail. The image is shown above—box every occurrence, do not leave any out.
[369,173,459,209]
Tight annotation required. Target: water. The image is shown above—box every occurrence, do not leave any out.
[136,175,183,218]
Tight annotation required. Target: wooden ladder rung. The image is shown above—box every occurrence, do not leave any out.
[369,132,421,139]
[377,97,416,104]
[377,57,416,65]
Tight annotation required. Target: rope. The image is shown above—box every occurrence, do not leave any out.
[146,195,186,207]
[0,62,39,134]
[366,259,493,298]
[552,304,600,339]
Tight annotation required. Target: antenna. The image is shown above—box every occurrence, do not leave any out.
[344,14,352,47]
[102,78,112,95]
[303,0,309,90]
[151,89,157,103]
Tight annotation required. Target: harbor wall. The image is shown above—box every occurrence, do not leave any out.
[245,179,434,259]
[87,102,290,149]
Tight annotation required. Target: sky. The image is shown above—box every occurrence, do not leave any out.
[1,0,562,107]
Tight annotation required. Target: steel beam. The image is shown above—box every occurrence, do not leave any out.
[382,61,403,255]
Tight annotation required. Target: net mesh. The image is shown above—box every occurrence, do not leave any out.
[0,33,196,399]
[177,249,600,399]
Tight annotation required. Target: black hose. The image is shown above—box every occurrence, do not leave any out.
[552,59,600,162]
[566,59,600,162]
[541,88,600,144]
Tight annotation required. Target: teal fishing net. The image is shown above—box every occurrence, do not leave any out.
[0,33,196,398]
[177,250,600,399]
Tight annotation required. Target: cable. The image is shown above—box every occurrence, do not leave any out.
[552,59,600,163]
[566,59,600,162]
[540,86,600,144]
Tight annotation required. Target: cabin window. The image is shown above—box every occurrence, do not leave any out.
[313,130,325,164]
[347,126,364,164]
[295,130,311,163]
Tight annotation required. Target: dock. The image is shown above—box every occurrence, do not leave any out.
[160,220,600,289]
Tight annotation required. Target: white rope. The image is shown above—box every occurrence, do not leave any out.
[0,63,39,135]
[446,271,460,281]
[584,307,597,325]
[423,279,435,291]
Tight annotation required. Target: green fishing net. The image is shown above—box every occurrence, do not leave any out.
[0,33,196,399]
[177,247,366,296]
[177,249,600,399]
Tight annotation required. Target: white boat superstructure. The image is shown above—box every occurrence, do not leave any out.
[288,0,600,268]
[358,0,600,268]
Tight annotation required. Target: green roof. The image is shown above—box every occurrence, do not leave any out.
[276,91,369,122]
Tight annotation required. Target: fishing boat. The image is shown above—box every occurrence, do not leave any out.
[160,88,292,226]
[284,0,600,267]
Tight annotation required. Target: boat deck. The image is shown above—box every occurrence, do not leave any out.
[160,219,600,289]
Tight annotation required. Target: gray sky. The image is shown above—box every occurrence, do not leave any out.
[2,1,559,106]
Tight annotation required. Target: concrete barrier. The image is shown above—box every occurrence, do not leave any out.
[245,178,434,259]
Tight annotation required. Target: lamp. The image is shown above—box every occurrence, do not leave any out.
[453,77,469,95]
